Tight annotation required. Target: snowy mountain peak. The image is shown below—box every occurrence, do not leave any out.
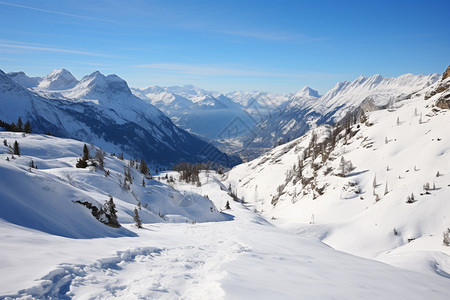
[7,71,42,89]
[66,71,132,100]
[38,68,78,90]
[295,86,320,98]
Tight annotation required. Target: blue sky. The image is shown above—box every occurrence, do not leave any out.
[0,0,448,94]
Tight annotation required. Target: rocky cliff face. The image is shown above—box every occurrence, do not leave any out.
[424,66,450,109]
[442,65,450,80]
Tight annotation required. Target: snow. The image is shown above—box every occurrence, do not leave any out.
[1,69,450,298]
[38,69,79,91]
[132,85,257,141]
[7,71,41,89]
[0,132,447,299]
[1,69,236,167]
[226,76,450,281]
[244,72,440,154]
[0,130,449,298]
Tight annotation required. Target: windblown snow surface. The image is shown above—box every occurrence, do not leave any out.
[1,131,450,298]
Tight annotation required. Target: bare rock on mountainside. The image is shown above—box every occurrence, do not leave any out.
[436,91,450,109]
[435,66,450,109]
[442,65,450,80]
[424,65,450,106]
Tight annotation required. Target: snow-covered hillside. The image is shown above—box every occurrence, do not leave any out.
[226,70,450,277]
[0,132,226,236]
[0,69,238,167]
[245,73,440,153]
[7,71,41,89]
[1,131,450,299]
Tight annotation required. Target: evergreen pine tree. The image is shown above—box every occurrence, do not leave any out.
[225,200,231,210]
[134,207,142,228]
[82,144,90,161]
[24,121,32,133]
[95,149,105,169]
[13,140,20,156]
[139,159,149,175]
[105,196,120,227]
[17,117,23,132]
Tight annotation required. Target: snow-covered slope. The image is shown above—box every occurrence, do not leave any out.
[245,73,440,153]
[1,132,450,298]
[0,69,239,167]
[226,71,450,277]
[0,132,226,239]
[7,71,41,88]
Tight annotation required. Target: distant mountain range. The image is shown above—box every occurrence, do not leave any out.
[0,69,240,168]
[241,72,439,158]
[1,67,440,165]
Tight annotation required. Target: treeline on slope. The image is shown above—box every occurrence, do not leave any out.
[271,109,367,205]
[173,162,212,185]
[76,196,120,228]
[0,117,32,133]
[73,143,150,228]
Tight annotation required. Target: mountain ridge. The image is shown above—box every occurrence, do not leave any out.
[0,69,240,167]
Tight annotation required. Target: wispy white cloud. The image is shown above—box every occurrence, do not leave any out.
[218,30,324,43]
[133,63,341,79]
[0,40,112,57]
[0,1,121,24]
[134,63,285,77]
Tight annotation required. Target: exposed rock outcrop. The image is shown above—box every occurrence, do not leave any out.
[425,66,450,102]
[442,65,450,80]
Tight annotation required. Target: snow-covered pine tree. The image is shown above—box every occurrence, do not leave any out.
[24,121,32,133]
[82,144,90,161]
[13,140,20,156]
[94,149,105,168]
[134,207,142,228]
[16,117,23,132]
[104,196,120,227]
[339,156,346,176]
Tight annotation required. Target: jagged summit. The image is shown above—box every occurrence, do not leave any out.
[63,71,132,100]
[38,68,78,90]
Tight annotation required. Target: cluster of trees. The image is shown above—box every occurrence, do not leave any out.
[271,108,364,206]
[173,162,209,184]
[0,117,32,133]
[75,144,106,169]
[3,139,21,157]
[76,144,91,168]
[75,196,120,228]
